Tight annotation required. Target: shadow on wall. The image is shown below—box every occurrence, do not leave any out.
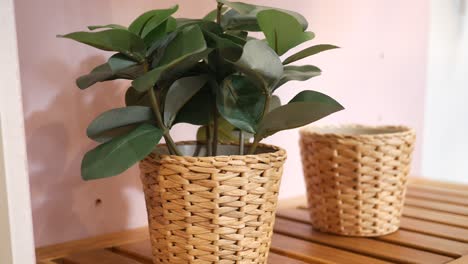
[25,55,146,246]
[15,0,214,247]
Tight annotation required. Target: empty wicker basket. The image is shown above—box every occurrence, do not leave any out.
[139,142,287,264]
[299,125,416,236]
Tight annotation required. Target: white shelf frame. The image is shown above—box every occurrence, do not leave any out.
[0,0,36,263]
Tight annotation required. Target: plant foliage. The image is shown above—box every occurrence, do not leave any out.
[58,0,343,180]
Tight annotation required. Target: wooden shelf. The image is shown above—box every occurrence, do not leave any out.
[37,178,468,263]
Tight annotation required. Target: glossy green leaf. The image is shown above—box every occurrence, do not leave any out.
[76,60,144,89]
[58,29,146,62]
[203,6,228,21]
[81,124,163,180]
[217,0,255,14]
[217,75,265,134]
[275,65,321,90]
[203,30,243,61]
[221,10,261,31]
[196,117,252,143]
[87,106,155,142]
[108,53,138,73]
[269,95,281,112]
[289,90,341,105]
[88,24,127,30]
[143,17,177,47]
[283,44,339,65]
[257,9,314,55]
[132,25,209,92]
[174,87,212,126]
[175,18,204,28]
[256,90,344,138]
[139,6,178,38]
[125,87,151,107]
[219,1,308,32]
[163,75,210,127]
[233,39,283,91]
[76,63,115,89]
[158,25,207,66]
[128,5,178,35]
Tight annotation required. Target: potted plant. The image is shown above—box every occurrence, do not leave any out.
[59,1,343,263]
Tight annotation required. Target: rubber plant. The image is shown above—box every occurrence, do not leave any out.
[58,0,344,181]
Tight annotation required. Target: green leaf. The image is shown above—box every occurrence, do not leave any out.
[283,44,339,65]
[139,6,179,38]
[58,29,146,62]
[163,75,210,127]
[269,95,281,112]
[76,60,144,89]
[219,1,308,32]
[88,24,127,30]
[275,65,321,90]
[217,75,265,134]
[174,87,212,126]
[233,39,283,91]
[158,25,207,66]
[203,29,243,61]
[142,17,177,47]
[289,90,341,105]
[196,117,252,143]
[81,124,163,180]
[257,9,314,55]
[125,87,151,107]
[203,6,228,21]
[108,53,138,73]
[221,10,262,31]
[256,90,343,139]
[132,25,209,92]
[217,0,255,14]
[76,63,115,89]
[128,5,178,35]
[87,106,155,143]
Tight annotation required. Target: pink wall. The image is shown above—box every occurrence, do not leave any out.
[14,0,428,247]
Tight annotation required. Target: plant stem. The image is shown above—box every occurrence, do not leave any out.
[248,136,260,155]
[239,131,244,155]
[148,87,182,156]
[216,3,223,25]
[212,104,219,156]
[206,125,212,156]
[248,94,271,154]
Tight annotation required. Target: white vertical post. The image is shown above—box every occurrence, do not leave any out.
[0,0,36,263]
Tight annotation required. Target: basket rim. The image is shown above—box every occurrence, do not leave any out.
[300,124,415,139]
[151,140,286,158]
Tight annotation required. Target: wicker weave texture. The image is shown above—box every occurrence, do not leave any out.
[299,125,416,236]
[139,143,287,264]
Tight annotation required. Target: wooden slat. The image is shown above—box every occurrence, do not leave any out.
[274,217,452,264]
[404,206,468,228]
[409,185,468,198]
[115,239,313,264]
[406,189,468,206]
[36,227,149,261]
[61,249,142,264]
[409,177,468,192]
[405,197,468,216]
[400,217,468,243]
[378,229,468,257]
[268,252,310,264]
[114,241,152,264]
[449,256,468,264]
[279,207,468,248]
[271,233,391,264]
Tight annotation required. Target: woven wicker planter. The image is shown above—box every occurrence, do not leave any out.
[139,142,287,264]
[299,125,416,237]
